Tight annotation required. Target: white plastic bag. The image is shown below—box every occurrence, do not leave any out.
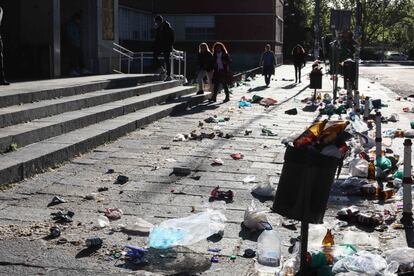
[349,158,368,177]
[384,247,414,271]
[243,200,270,231]
[332,251,387,275]
[148,209,226,249]
[251,183,275,197]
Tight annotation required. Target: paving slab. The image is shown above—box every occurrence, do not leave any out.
[1,65,413,275]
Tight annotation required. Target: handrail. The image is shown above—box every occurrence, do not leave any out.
[110,43,187,79]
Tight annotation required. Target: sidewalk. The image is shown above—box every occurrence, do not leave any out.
[0,65,411,275]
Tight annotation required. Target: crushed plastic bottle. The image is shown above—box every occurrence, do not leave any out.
[257,227,281,267]
[148,209,226,249]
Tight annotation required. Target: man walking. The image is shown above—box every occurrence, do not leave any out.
[0,6,10,85]
[153,15,175,81]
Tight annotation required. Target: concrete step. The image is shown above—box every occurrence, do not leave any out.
[0,74,160,108]
[0,86,197,153]
[0,92,211,185]
[0,80,181,128]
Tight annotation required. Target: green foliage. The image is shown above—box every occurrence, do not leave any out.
[284,0,414,53]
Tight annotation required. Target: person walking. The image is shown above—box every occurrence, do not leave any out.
[0,6,9,85]
[260,44,276,86]
[153,15,175,81]
[196,43,214,95]
[292,44,306,83]
[211,42,232,103]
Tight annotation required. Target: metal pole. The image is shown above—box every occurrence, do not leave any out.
[140,52,144,74]
[314,0,320,60]
[128,57,131,74]
[178,55,181,77]
[363,96,370,120]
[354,90,361,113]
[355,0,362,90]
[184,52,187,79]
[119,53,122,73]
[402,139,413,224]
[375,111,383,190]
[170,53,174,77]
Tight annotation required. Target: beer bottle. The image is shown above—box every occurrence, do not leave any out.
[367,161,376,180]
[322,229,334,247]
[318,121,350,145]
[293,120,328,148]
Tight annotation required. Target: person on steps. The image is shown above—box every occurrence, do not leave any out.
[292,44,306,83]
[153,15,175,82]
[0,6,10,85]
[260,44,276,86]
[211,42,232,103]
[196,43,214,95]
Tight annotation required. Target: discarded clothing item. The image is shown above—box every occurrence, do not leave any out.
[148,209,227,249]
[259,97,278,106]
[285,108,298,115]
[204,117,218,123]
[239,101,252,107]
[211,158,224,166]
[336,206,360,221]
[245,129,253,136]
[230,153,244,160]
[104,208,123,220]
[173,133,187,141]
[51,210,74,223]
[172,167,191,176]
[243,175,256,183]
[121,218,154,234]
[243,200,270,231]
[125,245,148,261]
[252,95,264,103]
[210,186,234,203]
[262,128,277,136]
[48,196,66,207]
[251,183,275,197]
[115,175,129,185]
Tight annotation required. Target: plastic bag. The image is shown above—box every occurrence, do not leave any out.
[148,209,226,249]
[332,251,387,275]
[384,247,414,272]
[121,218,154,234]
[349,158,368,177]
[243,200,270,231]
[251,183,275,197]
[97,215,110,228]
[351,115,369,133]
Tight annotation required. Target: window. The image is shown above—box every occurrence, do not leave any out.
[119,6,152,41]
[184,16,215,40]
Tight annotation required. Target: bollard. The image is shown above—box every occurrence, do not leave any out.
[354,90,361,113]
[375,111,383,190]
[346,82,353,108]
[402,139,413,223]
[363,96,370,121]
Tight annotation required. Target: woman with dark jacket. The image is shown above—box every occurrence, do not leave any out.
[211,42,232,103]
[260,44,276,86]
[292,44,306,83]
[196,43,214,95]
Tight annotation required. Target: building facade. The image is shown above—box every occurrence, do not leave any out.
[2,0,118,80]
[119,0,284,75]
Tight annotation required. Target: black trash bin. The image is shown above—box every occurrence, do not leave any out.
[310,69,322,89]
[272,146,340,224]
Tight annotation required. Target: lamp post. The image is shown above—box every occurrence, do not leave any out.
[314,0,320,60]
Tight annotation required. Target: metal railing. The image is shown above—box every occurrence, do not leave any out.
[110,43,187,79]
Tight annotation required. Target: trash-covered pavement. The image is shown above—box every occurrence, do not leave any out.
[0,65,413,275]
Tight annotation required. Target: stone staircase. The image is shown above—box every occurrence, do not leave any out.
[0,74,210,185]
